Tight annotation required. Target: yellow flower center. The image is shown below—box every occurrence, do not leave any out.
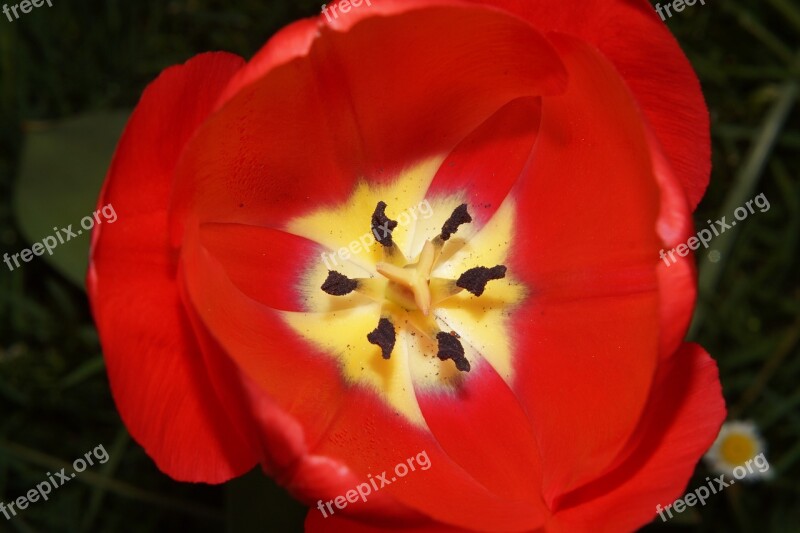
[282,160,525,423]
[318,199,510,373]
[719,433,758,466]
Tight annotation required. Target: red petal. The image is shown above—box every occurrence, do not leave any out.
[178,224,349,459]
[550,344,726,531]
[87,53,259,482]
[307,391,547,531]
[197,222,322,311]
[285,451,420,523]
[176,288,306,479]
[180,225,547,531]
[215,17,320,107]
[169,3,565,235]
[413,359,546,508]
[424,97,541,229]
[508,35,664,503]
[184,299,420,520]
[466,0,710,208]
[648,129,698,359]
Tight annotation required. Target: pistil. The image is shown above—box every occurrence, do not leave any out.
[376,240,436,315]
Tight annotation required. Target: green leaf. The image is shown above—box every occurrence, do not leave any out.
[13,111,129,288]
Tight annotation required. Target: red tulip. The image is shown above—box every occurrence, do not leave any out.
[87,0,726,530]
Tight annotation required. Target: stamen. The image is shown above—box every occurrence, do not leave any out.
[457,265,507,297]
[371,201,398,247]
[429,278,464,304]
[367,317,396,359]
[321,271,358,296]
[436,331,470,372]
[440,203,472,241]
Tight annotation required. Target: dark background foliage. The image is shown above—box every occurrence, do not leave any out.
[0,0,797,531]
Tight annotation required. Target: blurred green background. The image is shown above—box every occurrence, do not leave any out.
[0,0,797,531]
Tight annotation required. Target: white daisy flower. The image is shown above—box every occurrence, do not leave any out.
[704,420,772,481]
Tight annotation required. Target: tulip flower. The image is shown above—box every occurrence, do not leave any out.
[88,0,726,530]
